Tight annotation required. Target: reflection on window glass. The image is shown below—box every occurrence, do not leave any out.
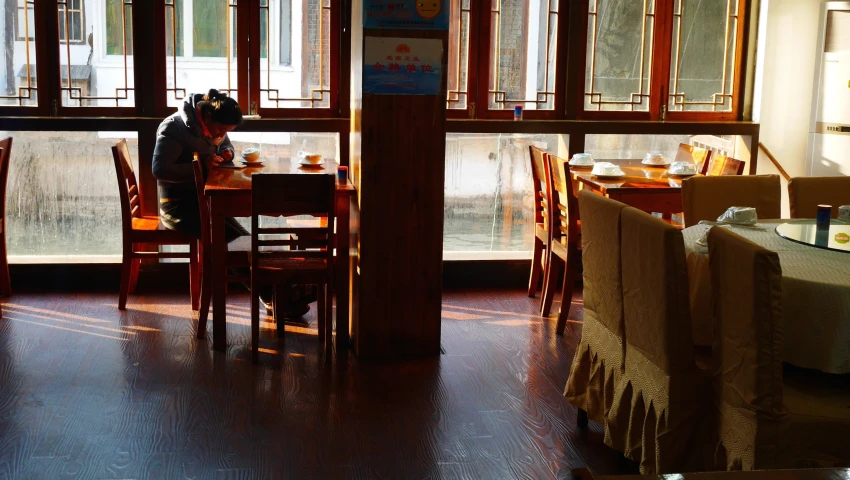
[2,131,138,260]
[165,0,238,106]
[3,1,37,107]
[585,0,653,112]
[260,0,329,109]
[447,0,470,110]
[106,0,133,55]
[444,134,563,254]
[668,0,737,112]
[489,0,558,111]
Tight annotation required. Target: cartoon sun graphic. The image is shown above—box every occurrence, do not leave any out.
[416,0,441,19]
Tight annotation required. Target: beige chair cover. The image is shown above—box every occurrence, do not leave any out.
[788,176,850,218]
[564,191,626,427]
[606,207,711,474]
[682,175,781,227]
[708,226,850,470]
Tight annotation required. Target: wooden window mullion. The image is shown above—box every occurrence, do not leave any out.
[651,0,675,121]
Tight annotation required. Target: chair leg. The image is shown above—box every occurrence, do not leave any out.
[190,241,200,311]
[577,408,589,429]
[541,251,561,317]
[119,249,132,310]
[274,284,284,339]
[317,283,326,343]
[196,255,212,339]
[128,258,141,293]
[324,284,333,352]
[556,246,579,335]
[0,230,11,298]
[528,237,544,297]
[251,277,260,364]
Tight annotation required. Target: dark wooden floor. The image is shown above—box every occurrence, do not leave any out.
[0,288,632,479]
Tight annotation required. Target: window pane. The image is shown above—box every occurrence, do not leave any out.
[60,0,134,107]
[260,0,329,109]
[668,0,737,112]
[3,1,37,107]
[584,0,653,112]
[2,131,138,260]
[166,0,238,107]
[165,0,184,57]
[489,0,558,111]
[194,0,228,57]
[447,0,470,110]
[585,133,742,162]
[444,133,564,255]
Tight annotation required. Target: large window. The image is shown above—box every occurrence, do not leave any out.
[2,131,137,261]
[444,133,564,256]
[583,0,746,119]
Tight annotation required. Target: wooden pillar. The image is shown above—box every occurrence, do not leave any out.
[349,0,447,357]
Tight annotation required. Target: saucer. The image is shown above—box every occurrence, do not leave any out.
[298,158,325,168]
[569,163,594,170]
[642,162,672,168]
[667,172,696,178]
[239,159,264,167]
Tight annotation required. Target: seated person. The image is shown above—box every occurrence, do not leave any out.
[152,89,313,318]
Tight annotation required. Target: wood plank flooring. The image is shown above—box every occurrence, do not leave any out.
[0,289,633,479]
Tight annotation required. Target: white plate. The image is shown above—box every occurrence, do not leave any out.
[642,161,672,168]
[569,162,594,169]
[239,159,264,166]
[593,174,626,180]
[298,158,325,168]
[667,172,697,178]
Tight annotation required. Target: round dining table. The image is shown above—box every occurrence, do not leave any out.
[683,220,850,374]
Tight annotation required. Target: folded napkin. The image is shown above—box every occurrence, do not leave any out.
[716,206,758,225]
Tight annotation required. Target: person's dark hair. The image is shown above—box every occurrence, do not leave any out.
[198,89,243,126]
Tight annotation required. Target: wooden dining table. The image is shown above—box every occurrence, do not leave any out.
[204,158,356,352]
[571,160,694,217]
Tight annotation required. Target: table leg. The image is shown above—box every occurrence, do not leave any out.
[210,197,228,351]
[335,195,351,351]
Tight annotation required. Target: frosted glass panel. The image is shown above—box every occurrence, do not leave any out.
[444,133,564,253]
[2,131,138,259]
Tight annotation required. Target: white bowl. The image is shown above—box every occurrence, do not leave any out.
[569,153,595,166]
[591,162,624,177]
[642,153,668,165]
[668,161,698,175]
[241,148,261,162]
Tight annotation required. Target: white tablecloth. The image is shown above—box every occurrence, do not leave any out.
[683,221,850,374]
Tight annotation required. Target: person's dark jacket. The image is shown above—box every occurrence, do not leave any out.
[152,93,236,203]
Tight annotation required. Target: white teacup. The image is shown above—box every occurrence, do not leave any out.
[591,162,624,177]
[642,152,667,165]
[839,205,850,222]
[668,161,697,175]
[569,153,594,166]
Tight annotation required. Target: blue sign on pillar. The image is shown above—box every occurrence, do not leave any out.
[364,0,449,30]
[363,37,443,95]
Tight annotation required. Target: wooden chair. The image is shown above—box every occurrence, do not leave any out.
[192,159,250,338]
[0,138,13,298]
[682,175,781,227]
[527,146,552,307]
[111,139,200,310]
[705,154,746,176]
[250,173,336,362]
[788,176,850,218]
[675,143,712,175]
[541,153,580,335]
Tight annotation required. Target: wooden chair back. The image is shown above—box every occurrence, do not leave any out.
[529,146,552,233]
[111,139,141,235]
[251,173,336,266]
[682,175,781,227]
[0,138,13,220]
[675,143,712,175]
[788,176,850,218]
[546,153,579,244]
[191,159,211,248]
[706,154,746,176]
